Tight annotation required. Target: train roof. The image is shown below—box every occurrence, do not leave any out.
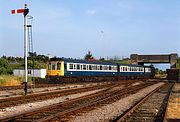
[50,58,152,67]
[50,58,117,65]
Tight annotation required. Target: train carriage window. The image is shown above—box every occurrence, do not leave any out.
[83,64,86,70]
[69,64,73,69]
[77,64,80,70]
[106,66,108,70]
[97,66,100,70]
[80,65,83,70]
[92,65,95,70]
[95,65,98,70]
[52,64,55,70]
[100,65,102,70]
[74,64,76,69]
[109,66,111,70]
[121,67,123,71]
[57,63,61,70]
[48,63,51,70]
[89,65,92,70]
[103,66,107,70]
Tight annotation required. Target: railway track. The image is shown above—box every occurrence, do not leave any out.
[114,83,174,122]
[0,82,119,109]
[0,80,140,91]
[0,82,155,121]
[0,84,68,91]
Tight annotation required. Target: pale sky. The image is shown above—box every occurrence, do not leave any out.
[0,0,180,60]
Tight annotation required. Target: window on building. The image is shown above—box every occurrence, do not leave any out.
[28,70,31,74]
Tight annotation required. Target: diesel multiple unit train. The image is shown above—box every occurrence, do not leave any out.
[46,58,155,82]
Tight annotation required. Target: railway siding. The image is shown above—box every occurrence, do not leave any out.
[0,88,105,119]
[69,82,164,122]
[165,83,180,121]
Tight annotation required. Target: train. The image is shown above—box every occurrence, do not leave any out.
[46,58,155,82]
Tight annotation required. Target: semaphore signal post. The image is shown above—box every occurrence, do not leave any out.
[11,4,29,95]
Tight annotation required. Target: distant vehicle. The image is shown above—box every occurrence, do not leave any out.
[46,58,155,82]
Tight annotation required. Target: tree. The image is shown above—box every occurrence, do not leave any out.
[84,51,94,60]
[0,58,13,74]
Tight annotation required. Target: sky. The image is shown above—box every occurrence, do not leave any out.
[0,0,180,62]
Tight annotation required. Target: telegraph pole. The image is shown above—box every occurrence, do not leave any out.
[12,4,29,95]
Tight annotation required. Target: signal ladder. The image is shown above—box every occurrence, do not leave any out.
[27,15,35,87]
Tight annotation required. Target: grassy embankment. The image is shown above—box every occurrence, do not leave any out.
[0,75,23,86]
[0,75,33,86]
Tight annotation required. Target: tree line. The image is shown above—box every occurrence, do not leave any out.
[0,54,49,75]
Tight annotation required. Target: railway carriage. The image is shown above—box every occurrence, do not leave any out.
[46,58,154,82]
[47,58,118,77]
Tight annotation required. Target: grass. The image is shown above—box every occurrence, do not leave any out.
[0,75,32,86]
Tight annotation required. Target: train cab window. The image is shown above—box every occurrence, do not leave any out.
[77,64,80,70]
[69,64,73,69]
[57,63,61,70]
[52,64,55,70]
[48,63,51,70]
[83,65,86,70]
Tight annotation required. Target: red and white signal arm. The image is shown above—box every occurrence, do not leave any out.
[11,9,25,14]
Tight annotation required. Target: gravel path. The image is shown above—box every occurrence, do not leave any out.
[69,82,164,122]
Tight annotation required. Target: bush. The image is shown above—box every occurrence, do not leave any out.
[0,58,13,75]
